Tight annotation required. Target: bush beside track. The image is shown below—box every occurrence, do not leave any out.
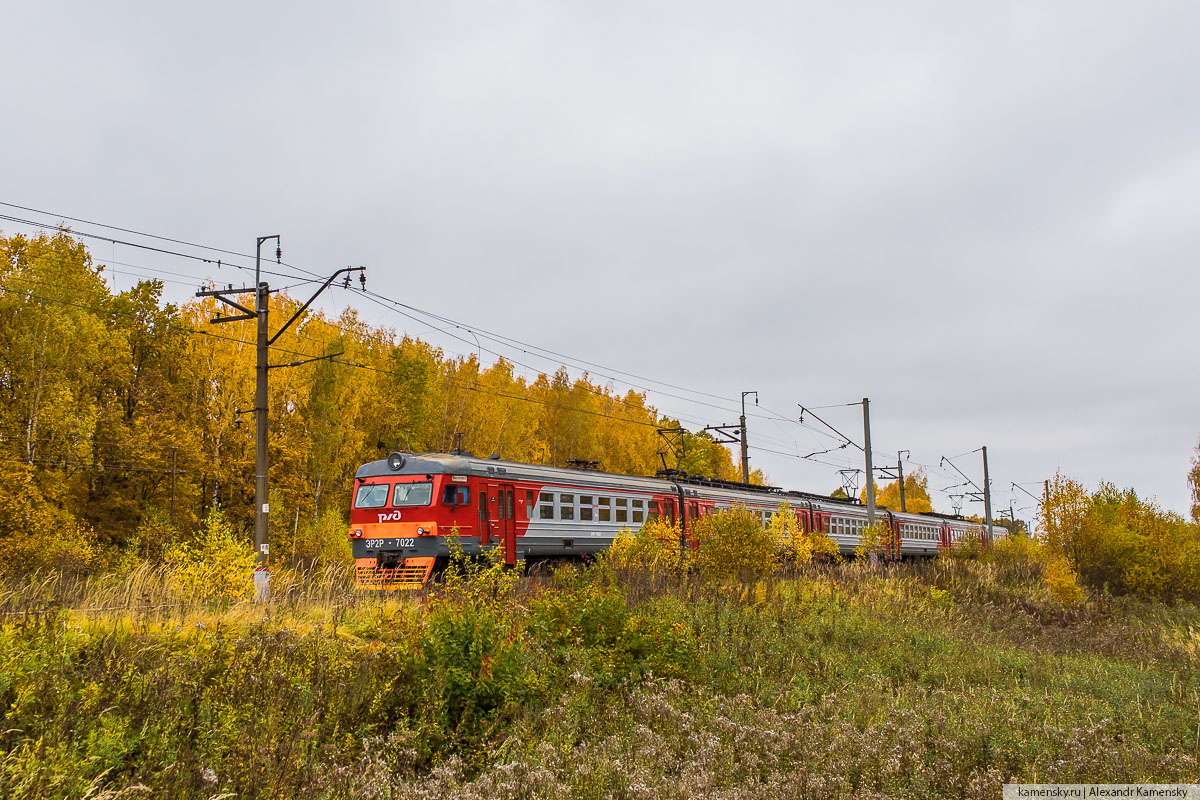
[1,538,1198,799]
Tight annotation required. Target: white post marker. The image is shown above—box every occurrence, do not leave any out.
[253,566,270,602]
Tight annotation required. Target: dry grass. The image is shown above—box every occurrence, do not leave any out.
[1,558,1197,799]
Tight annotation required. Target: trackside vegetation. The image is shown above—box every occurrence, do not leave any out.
[2,520,1199,799]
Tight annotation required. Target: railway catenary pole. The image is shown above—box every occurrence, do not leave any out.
[196,238,365,597]
[254,238,273,571]
[863,398,875,526]
[982,445,994,543]
[897,450,907,513]
[740,391,757,484]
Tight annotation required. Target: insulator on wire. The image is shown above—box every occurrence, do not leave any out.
[276,246,282,263]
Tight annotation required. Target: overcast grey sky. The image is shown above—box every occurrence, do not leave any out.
[4,1,1198,519]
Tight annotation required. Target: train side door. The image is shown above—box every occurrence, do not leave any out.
[478,484,491,547]
[498,482,517,565]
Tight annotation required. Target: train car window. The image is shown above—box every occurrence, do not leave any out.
[525,491,535,519]
[392,481,432,507]
[442,485,470,506]
[615,498,628,523]
[354,483,389,508]
[579,495,594,521]
[559,494,575,520]
[497,492,506,520]
[598,497,611,522]
[539,492,554,520]
[632,499,644,524]
[687,503,698,521]
[479,492,488,524]
[507,490,515,520]
[647,500,660,522]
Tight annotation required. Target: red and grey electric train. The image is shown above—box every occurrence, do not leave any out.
[348,452,999,588]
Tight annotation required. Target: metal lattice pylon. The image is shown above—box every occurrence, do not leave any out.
[838,468,861,499]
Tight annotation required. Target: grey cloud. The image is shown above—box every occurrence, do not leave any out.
[3,0,1198,515]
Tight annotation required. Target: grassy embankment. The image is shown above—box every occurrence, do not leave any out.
[1,555,1198,799]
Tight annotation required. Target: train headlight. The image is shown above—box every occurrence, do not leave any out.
[352,529,363,538]
[416,527,426,536]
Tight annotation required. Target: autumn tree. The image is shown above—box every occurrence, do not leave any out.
[1190,435,1199,523]
[1040,473,1200,601]
[0,233,747,574]
[861,469,933,513]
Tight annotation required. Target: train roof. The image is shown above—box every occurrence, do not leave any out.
[354,452,671,493]
[356,452,985,526]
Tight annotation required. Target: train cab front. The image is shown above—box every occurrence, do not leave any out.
[348,454,476,589]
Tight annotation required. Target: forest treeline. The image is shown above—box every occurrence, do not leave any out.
[0,231,750,573]
[5,230,1200,606]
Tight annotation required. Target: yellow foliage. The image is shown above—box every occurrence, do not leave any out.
[862,469,934,513]
[164,504,256,603]
[1042,553,1084,607]
[767,502,840,565]
[690,507,779,583]
[1040,473,1200,601]
[609,518,683,574]
[854,522,895,562]
[808,528,843,563]
[133,506,180,561]
[282,507,354,566]
[2,515,108,576]
[988,532,1041,566]
[766,502,807,560]
[1040,474,1092,564]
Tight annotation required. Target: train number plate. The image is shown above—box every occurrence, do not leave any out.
[364,538,416,550]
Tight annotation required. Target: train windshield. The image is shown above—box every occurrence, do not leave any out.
[354,483,389,508]
[393,481,433,507]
